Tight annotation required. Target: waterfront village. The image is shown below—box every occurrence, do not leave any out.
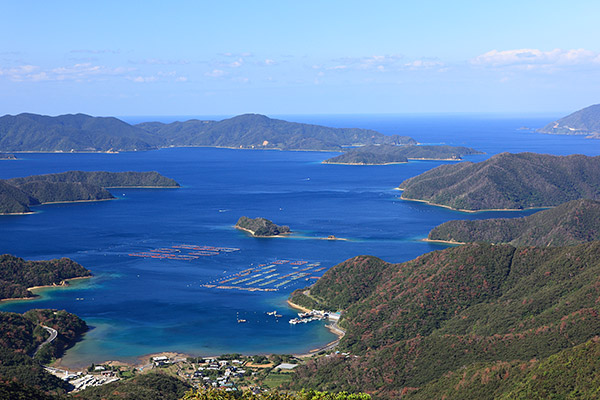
[44,310,345,393]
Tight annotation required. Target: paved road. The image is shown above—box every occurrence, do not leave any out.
[34,325,58,357]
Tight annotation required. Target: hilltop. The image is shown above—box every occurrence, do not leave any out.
[0,112,416,152]
[428,199,600,246]
[289,241,600,399]
[0,171,179,214]
[235,216,291,237]
[323,145,482,165]
[538,104,600,138]
[398,152,600,211]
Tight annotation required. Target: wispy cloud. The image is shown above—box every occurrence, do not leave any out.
[70,49,121,55]
[128,58,190,65]
[471,48,600,70]
[205,69,226,78]
[323,55,445,73]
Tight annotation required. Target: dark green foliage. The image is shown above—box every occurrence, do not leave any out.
[289,289,325,310]
[323,145,482,165]
[538,103,600,138]
[429,199,600,246]
[0,377,58,400]
[236,216,291,237]
[404,337,600,400]
[289,242,600,399]
[71,373,190,400]
[0,170,179,214]
[0,112,415,153]
[398,152,600,211]
[0,113,157,152]
[0,254,91,300]
[137,113,416,151]
[182,387,370,400]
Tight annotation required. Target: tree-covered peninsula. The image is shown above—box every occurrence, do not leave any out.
[0,170,179,214]
[398,152,600,211]
[0,112,416,152]
[235,216,291,237]
[537,103,600,138]
[428,199,600,246]
[323,145,482,165]
[288,241,600,399]
[0,254,92,301]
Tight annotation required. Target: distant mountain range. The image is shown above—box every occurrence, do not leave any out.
[428,199,600,245]
[0,113,416,152]
[0,171,179,214]
[398,152,600,211]
[289,241,600,399]
[538,104,600,138]
[322,144,482,165]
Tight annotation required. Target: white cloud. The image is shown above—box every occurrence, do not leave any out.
[264,59,276,65]
[229,58,243,68]
[128,76,158,83]
[205,69,225,78]
[472,48,600,69]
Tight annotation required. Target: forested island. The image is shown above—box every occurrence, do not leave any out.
[538,103,600,138]
[0,171,179,214]
[322,145,482,165]
[0,113,416,152]
[0,153,16,159]
[235,216,291,237]
[289,241,600,399]
[398,152,600,211]
[427,199,600,245]
[0,254,92,301]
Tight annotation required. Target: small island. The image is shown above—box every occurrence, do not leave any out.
[322,145,483,165]
[235,216,291,237]
[1,170,180,214]
[0,254,92,301]
[537,103,600,139]
[0,153,17,160]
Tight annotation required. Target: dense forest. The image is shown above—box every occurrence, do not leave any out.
[537,103,600,138]
[428,199,600,245]
[0,170,179,214]
[289,241,600,399]
[398,152,600,211]
[235,216,291,237]
[323,145,482,165]
[0,254,91,300]
[0,113,416,152]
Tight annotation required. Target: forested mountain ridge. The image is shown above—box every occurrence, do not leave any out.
[289,241,600,399]
[428,199,600,245]
[0,112,416,152]
[538,104,600,138]
[398,152,600,211]
[0,171,179,214]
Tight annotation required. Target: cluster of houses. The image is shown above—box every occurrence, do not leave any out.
[179,357,248,391]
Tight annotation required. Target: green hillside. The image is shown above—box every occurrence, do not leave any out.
[0,254,92,301]
[323,145,482,165]
[398,152,600,211]
[289,241,600,399]
[428,199,600,245]
[538,104,600,138]
[235,216,291,237]
[0,171,179,214]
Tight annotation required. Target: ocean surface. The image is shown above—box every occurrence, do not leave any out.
[1,114,598,368]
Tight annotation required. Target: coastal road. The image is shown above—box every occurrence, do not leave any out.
[34,325,58,357]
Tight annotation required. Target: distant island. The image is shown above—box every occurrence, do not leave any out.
[322,144,483,165]
[235,216,291,237]
[0,153,16,160]
[537,104,600,139]
[0,254,92,301]
[398,152,600,211]
[428,199,600,246]
[0,171,179,214]
[289,241,600,399]
[0,113,416,152]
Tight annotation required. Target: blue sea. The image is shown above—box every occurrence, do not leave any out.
[1,114,598,368]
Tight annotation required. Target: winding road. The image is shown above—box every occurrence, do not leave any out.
[34,325,58,357]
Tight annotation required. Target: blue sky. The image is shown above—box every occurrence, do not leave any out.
[1,0,599,116]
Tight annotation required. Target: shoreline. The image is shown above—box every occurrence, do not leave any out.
[398,195,550,213]
[234,225,292,238]
[421,238,466,245]
[0,275,92,303]
[322,161,408,166]
[287,300,345,357]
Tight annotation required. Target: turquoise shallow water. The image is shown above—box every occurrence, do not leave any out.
[1,114,598,368]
